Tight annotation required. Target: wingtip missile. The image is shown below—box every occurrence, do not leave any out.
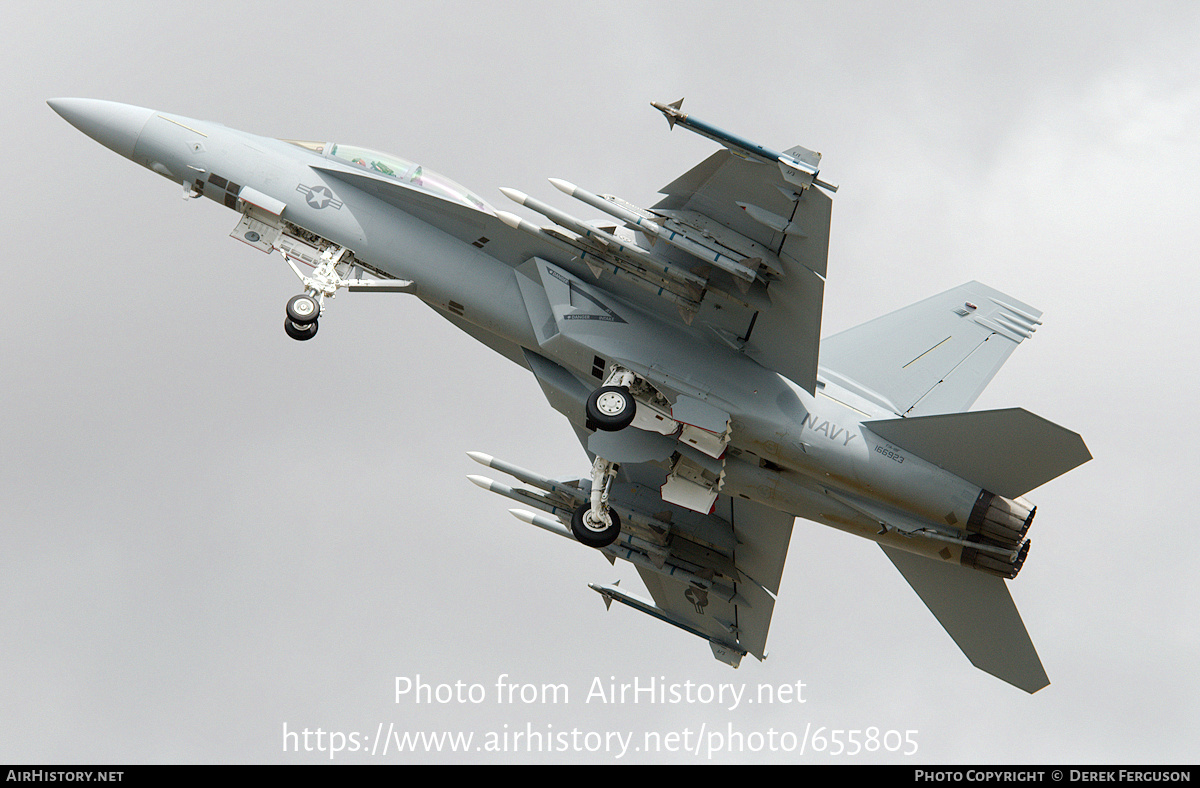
[651,98,685,129]
[589,580,622,610]
[649,99,837,193]
[587,582,747,667]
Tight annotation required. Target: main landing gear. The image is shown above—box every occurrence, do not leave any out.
[571,456,622,548]
[585,368,637,432]
[574,367,642,548]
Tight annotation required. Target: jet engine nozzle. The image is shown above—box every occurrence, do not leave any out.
[962,538,1032,580]
[966,490,1035,550]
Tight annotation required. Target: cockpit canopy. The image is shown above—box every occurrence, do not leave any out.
[282,139,494,214]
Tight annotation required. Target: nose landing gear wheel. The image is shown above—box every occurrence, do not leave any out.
[571,503,621,548]
[285,317,318,341]
[286,294,320,324]
[285,293,320,341]
[586,386,636,432]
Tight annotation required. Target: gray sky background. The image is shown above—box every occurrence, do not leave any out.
[3,0,1197,764]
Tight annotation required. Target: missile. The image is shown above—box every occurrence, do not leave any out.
[468,452,673,537]
[548,178,762,285]
[495,210,703,316]
[467,452,586,503]
[588,582,747,666]
[499,187,709,291]
[651,98,838,193]
[508,509,574,540]
[475,453,746,601]
[467,474,575,520]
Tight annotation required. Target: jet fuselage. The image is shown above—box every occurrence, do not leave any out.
[51,99,1003,570]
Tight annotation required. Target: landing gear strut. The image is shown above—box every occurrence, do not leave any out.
[268,227,413,340]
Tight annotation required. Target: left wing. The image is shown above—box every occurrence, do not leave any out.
[490,100,834,393]
[652,147,831,393]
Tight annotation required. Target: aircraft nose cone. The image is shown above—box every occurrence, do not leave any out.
[47,98,155,160]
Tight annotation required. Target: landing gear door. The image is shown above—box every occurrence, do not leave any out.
[230,186,286,253]
[230,211,281,253]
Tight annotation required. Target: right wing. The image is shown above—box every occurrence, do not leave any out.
[613,473,793,665]
[470,349,796,666]
[617,461,795,663]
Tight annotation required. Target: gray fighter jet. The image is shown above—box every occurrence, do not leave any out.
[49,97,1090,692]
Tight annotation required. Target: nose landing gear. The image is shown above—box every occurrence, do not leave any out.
[284,293,320,341]
[279,243,346,342]
[276,238,414,341]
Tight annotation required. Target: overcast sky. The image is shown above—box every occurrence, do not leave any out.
[3,0,1198,764]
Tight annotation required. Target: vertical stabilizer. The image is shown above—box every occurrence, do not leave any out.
[819,282,1041,416]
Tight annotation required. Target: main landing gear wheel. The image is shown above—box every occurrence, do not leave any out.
[286,294,320,325]
[586,386,636,432]
[571,503,621,548]
[284,317,318,341]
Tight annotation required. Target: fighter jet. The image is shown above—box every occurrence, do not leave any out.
[49,97,1090,693]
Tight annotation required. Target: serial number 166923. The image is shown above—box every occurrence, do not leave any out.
[874,444,905,463]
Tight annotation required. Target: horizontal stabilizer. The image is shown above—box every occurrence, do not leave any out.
[865,408,1091,498]
[881,545,1048,693]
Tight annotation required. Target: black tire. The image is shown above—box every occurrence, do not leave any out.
[286,294,320,325]
[571,503,621,548]
[586,386,635,432]
[285,317,318,341]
